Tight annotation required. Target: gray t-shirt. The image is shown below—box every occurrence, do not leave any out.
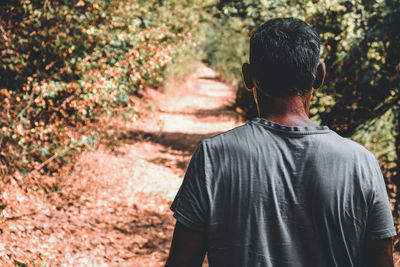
[171,118,396,267]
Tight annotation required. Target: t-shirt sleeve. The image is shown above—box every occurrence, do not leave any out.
[365,157,397,240]
[170,142,209,232]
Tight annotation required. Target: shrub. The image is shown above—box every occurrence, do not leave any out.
[0,0,198,178]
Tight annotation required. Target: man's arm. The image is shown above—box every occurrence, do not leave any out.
[165,221,206,267]
[362,237,394,267]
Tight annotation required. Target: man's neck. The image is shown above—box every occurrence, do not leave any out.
[259,94,316,127]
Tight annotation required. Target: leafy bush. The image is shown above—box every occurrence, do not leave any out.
[0,0,198,178]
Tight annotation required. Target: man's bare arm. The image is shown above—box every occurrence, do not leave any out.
[165,221,206,267]
[362,237,394,267]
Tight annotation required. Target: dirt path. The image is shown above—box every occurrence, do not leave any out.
[0,65,241,266]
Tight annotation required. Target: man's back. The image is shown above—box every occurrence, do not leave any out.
[166,18,395,267]
[170,118,396,267]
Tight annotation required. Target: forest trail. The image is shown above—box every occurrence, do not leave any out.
[0,65,241,266]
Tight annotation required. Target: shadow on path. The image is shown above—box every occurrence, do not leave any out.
[104,129,222,153]
[161,105,236,120]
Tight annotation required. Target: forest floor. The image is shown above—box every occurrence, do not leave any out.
[0,65,241,266]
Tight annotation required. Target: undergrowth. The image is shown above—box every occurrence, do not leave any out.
[0,0,201,180]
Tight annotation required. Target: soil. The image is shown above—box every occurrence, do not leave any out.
[0,65,241,266]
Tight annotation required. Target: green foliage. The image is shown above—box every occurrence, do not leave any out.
[0,0,199,177]
[201,16,248,86]
[308,0,400,136]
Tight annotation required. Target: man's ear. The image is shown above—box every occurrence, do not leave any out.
[313,62,326,90]
[242,63,254,91]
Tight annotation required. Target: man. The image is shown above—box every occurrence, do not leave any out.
[165,18,397,267]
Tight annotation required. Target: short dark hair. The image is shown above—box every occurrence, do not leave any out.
[250,18,320,97]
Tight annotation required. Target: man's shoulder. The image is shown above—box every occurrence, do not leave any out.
[323,131,375,159]
[201,123,251,146]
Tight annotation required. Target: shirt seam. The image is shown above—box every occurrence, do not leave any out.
[250,121,333,136]
[366,227,397,235]
[171,209,206,232]
[366,227,397,240]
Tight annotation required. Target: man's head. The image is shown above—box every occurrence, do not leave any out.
[242,18,325,98]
